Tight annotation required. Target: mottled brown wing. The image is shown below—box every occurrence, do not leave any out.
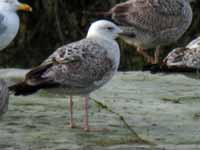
[42,39,113,88]
[25,39,113,88]
[25,63,54,85]
[183,48,200,69]
[111,0,185,32]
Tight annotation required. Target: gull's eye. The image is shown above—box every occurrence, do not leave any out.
[107,27,114,31]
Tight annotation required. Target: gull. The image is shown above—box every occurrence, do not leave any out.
[0,0,32,51]
[109,0,193,64]
[164,37,200,69]
[9,20,122,131]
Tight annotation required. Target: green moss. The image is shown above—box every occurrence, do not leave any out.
[193,112,200,120]
[28,132,51,141]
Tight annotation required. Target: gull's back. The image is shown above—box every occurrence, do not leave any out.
[41,39,117,94]
[111,0,193,48]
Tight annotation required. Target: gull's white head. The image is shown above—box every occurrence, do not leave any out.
[0,0,32,12]
[87,20,122,40]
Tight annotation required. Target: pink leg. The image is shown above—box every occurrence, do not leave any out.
[137,48,154,64]
[68,95,75,128]
[154,46,160,64]
[83,96,89,131]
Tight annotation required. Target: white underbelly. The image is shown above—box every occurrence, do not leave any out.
[0,12,19,51]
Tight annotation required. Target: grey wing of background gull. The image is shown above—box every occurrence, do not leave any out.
[27,39,114,88]
[0,13,7,35]
[0,79,9,117]
[112,0,186,32]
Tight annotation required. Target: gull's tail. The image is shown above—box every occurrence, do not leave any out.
[9,82,41,96]
[9,63,59,96]
[9,81,59,96]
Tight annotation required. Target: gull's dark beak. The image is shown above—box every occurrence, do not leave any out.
[119,32,136,38]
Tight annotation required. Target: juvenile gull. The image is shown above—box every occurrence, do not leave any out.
[109,0,193,64]
[9,20,122,131]
[164,37,200,69]
[0,0,32,51]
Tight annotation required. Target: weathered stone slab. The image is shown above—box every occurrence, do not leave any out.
[0,69,200,149]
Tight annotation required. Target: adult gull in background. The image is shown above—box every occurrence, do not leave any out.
[109,0,193,64]
[0,0,32,51]
[9,20,122,131]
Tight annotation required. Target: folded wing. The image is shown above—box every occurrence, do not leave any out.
[9,39,114,95]
[111,0,186,32]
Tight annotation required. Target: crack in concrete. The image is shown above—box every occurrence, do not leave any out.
[90,97,154,145]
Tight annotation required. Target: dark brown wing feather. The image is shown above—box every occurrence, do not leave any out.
[9,63,59,95]
[25,63,54,85]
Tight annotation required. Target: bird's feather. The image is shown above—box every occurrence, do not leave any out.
[9,39,114,95]
[0,13,6,35]
[111,0,187,32]
[41,39,114,88]
[165,47,200,69]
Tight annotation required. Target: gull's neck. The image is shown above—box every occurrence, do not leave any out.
[86,33,120,69]
[87,33,116,45]
[0,3,15,12]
